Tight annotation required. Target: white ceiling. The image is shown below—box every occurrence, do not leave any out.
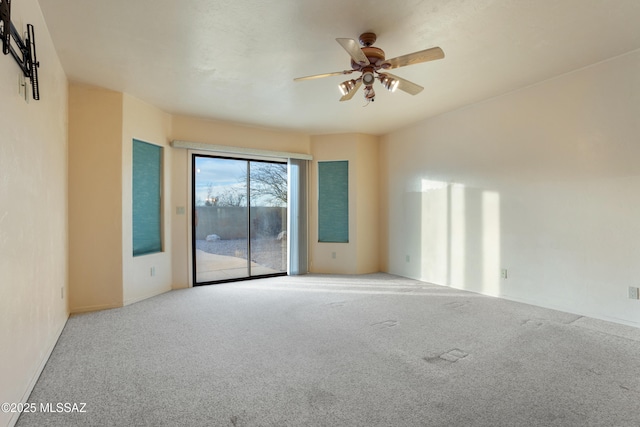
[38,0,640,135]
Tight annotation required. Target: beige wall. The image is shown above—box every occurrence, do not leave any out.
[9,6,640,426]
[309,134,380,274]
[0,1,69,426]
[381,50,640,327]
[355,134,380,273]
[122,94,173,305]
[68,88,175,310]
[170,114,311,287]
[171,115,311,154]
[68,84,124,312]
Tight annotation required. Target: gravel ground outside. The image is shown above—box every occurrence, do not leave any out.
[196,238,287,272]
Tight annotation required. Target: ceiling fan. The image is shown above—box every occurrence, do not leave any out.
[293,32,444,103]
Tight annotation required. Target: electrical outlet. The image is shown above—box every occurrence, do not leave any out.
[331,252,336,259]
[150,266,156,277]
[629,286,639,300]
[501,269,508,279]
[406,255,410,263]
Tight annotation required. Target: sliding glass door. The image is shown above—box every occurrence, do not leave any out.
[192,155,287,285]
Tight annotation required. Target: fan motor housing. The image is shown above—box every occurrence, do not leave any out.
[351,46,385,70]
[358,32,377,47]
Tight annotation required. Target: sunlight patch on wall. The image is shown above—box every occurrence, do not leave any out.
[482,191,501,296]
[420,179,449,284]
[450,183,466,288]
[417,179,501,295]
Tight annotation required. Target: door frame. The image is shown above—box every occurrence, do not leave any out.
[190,152,288,286]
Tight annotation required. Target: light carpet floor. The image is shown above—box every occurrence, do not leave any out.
[17,273,640,426]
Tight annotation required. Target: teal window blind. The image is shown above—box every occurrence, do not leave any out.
[318,161,348,243]
[133,139,162,256]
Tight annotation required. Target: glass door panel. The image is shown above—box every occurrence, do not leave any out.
[192,155,288,285]
[249,161,288,276]
[194,157,249,283]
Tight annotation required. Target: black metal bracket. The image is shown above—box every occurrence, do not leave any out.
[0,0,10,55]
[0,0,40,100]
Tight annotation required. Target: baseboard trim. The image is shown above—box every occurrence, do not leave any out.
[390,271,640,331]
[124,286,172,306]
[7,316,68,427]
[496,293,640,330]
[70,302,122,314]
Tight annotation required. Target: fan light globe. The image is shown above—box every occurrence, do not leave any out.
[339,79,356,96]
[379,75,397,92]
[362,72,375,86]
[381,75,399,92]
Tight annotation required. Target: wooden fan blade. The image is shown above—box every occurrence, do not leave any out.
[384,73,424,95]
[384,47,444,69]
[340,79,363,102]
[294,70,354,81]
[336,38,370,66]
